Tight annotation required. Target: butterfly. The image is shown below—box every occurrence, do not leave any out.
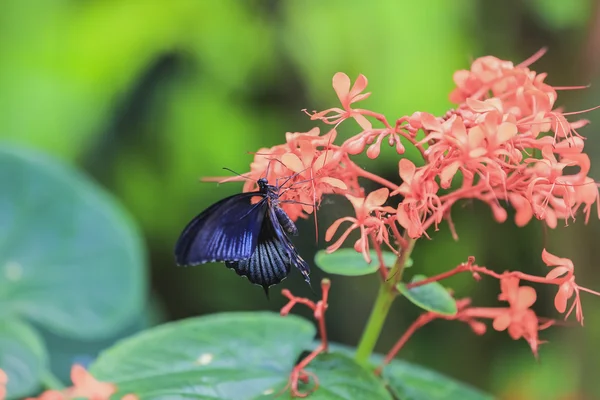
[174,176,311,295]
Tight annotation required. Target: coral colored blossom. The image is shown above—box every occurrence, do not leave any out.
[326,188,396,263]
[541,249,600,324]
[0,369,7,400]
[25,365,137,400]
[492,277,543,356]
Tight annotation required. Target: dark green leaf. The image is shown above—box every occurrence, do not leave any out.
[397,275,457,316]
[314,249,398,276]
[383,358,494,400]
[0,318,48,399]
[256,352,392,400]
[90,312,316,399]
[311,342,494,400]
[0,145,146,339]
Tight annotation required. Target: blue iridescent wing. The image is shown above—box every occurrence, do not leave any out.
[174,192,268,265]
[225,205,311,292]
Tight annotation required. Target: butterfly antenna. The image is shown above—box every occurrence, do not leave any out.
[263,158,274,181]
[222,167,255,181]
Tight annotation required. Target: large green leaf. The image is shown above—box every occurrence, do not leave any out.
[0,145,146,339]
[90,312,316,399]
[314,249,409,276]
[322,342,493,400]
[0,318,48,399]
[257,352,392,400]
[397,274,457,316]
[383,359,494,400]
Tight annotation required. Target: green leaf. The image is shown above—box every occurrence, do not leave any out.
[90,312,316,399]
[318,342,493,400]
[257,352,392,400]
[383,358,494,400]
[397,275,457,316]
[0,145,146,339]
[314,249,398,276]
[0,318,48,399]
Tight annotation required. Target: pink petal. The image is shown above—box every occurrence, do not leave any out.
[517,286,537,309]
[399,158,416,183]
[281,153,305,173]
[492,313,511,331]
[440,161,460,189]
[320,177,347,190]
[349,74,368,99]
[366,188,389,207]
[333,72,351,103]
[554,285,570,313]
[352,92,371,103]
[346,194,366,215]
[451,117,467,140]
[468,126,485,150]
[326,223,358,253]
[314,150,335,170]
[545,266,570,280]
[420,112,443,132]
[353,113,373,130]
[325,217,355,242]
[541,249,574,270]
[497,122,518,143]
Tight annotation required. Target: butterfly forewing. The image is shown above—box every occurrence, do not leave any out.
[175,192,268,265]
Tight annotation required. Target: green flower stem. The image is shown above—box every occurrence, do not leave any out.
[354,237,416,365]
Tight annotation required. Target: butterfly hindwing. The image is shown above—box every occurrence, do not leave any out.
[175,192,268,265]
[225,206,311,291]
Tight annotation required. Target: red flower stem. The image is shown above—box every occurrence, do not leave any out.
[318,280,331,351]
[375,312,437,374]
[353,109,393,129]
[404,263,573,290]
[289,343,326,397]
[352,164,400,191]
[404,264,473,289]
[389,220,408,249]
[370,233,389,280]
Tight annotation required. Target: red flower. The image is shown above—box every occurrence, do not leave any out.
[0,369,6,400]
[307,72,372,130]
[326,188,396,263]
[393,158,441,238]
[492,276,543,357]
[24,365,137,400]
[541,249,600,325]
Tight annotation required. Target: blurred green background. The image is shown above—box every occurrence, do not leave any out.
[2,0,600,398]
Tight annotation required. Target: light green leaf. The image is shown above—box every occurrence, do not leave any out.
[383,358,494,400]
[0,318,48,399]
[316,342,494,400]
[257,352,392,400]
[314,249,399,276]
[0,145,146,339]
[397,275,457,316]
[90,312,316,399]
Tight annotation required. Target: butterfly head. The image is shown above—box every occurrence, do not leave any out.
[257,177,268,187]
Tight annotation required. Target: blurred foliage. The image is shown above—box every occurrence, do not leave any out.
[0,146,146,397]
[1,0,600,398]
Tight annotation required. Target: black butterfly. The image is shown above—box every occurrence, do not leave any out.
[174,177,311,295]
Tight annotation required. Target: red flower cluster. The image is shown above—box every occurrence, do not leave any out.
[0,365,137,400]
[212,50,598,266]
[211,50,600,372]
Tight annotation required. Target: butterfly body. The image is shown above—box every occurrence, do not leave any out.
[175,178,310,293]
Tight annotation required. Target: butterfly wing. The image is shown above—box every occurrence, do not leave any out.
[175,192,268,265]
[225,205,311,292]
